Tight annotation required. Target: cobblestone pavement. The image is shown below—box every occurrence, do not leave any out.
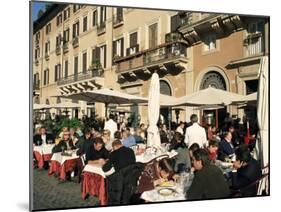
[32,168,100,210]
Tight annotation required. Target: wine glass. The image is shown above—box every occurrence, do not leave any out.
[61,145,65,153]
[37,140,40,146]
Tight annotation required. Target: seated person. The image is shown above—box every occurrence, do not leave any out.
[208,140,219,162]
[121,128,136,148]
[102,139,136,174]
[58,127,69,139]
[188,143,200,158]
[52,131,76,153]
[231,145,262,196]
[169,132,191,173]
[75,128,92,153]
[136,158,175,193]
[69,128,79,146]
[134,128,145,144]
[102,129,114,151]
[86,137,109,166]
[186,149,230,200]
[33,126,54,146]
[218,131,235,161]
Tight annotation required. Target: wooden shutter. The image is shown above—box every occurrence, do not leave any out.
[103,45,106,68]
[64,60,68,79]
[77,22,80,36]
[54,65,57,82]
[112,40,116,58]
[83,52,87,73]
[130,32,137,47]
[120,38,124,57]
[83,16,87,32]
[72,23,75,38]
[74,56,78,75]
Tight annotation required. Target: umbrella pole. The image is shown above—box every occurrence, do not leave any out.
[105,103,108,118]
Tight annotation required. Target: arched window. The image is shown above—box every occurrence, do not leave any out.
[200,71,226,90]
[34,96,40,104]
[56,97,61,104]
[45,99,50,105]
[160,80,172,96]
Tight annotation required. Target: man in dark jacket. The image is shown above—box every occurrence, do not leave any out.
[85,137,109,165]
[103,139,136,173]
[186,149,230,200]
[231,145,262,196]
[33,126,54,145]
[218,131,235,161]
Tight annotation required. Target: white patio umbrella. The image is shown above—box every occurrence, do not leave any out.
[59,88,147,117]
[256,56,269,195]
[174,86,245,106]
[51,101,81,109]
[33,103,51,110]
[147,73,161,148]
[257,56,269,167]
[231,92,257,105]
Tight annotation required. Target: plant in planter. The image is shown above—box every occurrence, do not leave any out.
[89,59,102,70]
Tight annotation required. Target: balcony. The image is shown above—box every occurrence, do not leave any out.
[97,22,106,35]
[57,69,104,86]
[113,14,123,28]
[72,37,79,48]
[115,41,188,83]
[63,42,69,53]
[56,46,61,55]
[244,32,264,57]
[44,53,49,61]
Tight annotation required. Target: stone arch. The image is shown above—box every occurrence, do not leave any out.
[159,78,173,96]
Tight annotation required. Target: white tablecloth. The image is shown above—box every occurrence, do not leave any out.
[33,144,55,155]
[136,150,178,164]
[83,164,106,178]
[50,150,80,165]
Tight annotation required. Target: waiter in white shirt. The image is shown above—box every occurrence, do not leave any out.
[104,114,118,139]
[184,114,207,148]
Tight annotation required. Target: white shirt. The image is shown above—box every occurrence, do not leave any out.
[41,134,46,145]
[176,126,184,135]
[184,123,207,148]
[104,119,118,139]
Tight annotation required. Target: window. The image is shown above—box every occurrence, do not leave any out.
[56,13,62,26]
[74,56,79,75]
[248,22,264,34]
[92,10,97,26]
[64,7,70,20]
[91,47,99,64]
[35,32,40,41]
[130,32,138,47]
[113,38,124,60]
[149,23,158,48]
[203,34,217,52]
[83,16,88,32]
[35,48,40,60]
[43,69,49,85]
[63,28,70,43]
[46,23,51,34]
[72,21,79,38]
[100,45,106,68]
[64,60,68,79]
[73,4,81,13]
[100,6,106,24]
[170,14,181,32]
[56,34,62,47]
[54,64,61,82]
[33,73,39,84]
[82,52,87,73]
[45,41,50,55]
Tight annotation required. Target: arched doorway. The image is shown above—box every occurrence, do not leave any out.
[159,80,172,125]
[199,71,227,129]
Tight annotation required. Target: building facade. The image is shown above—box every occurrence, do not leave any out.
[32,3,269,127]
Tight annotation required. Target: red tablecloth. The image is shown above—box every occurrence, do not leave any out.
[49,158,83,180]
[81,171,107,205]
[34,151,52,169]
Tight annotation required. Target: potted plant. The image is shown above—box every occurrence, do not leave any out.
[89,59,102,70]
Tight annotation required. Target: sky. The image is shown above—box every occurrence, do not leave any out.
[32,1,46,22]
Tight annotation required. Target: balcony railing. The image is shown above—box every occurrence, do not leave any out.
[72,37,79,48]
[97,22,106,35]
[63,42,69,53]
[56,46,61,55]
[126,44,139,56]
[113,14,123,27]
[57,69,104,86]
[33,80,40,90]
[244,32,264,57]
[116,41,187,73]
